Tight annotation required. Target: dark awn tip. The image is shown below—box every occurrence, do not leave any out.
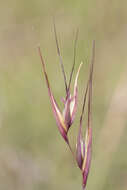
[79,40,95,132]
[53,21,68,94]
[88,40,95,128]
[38,46,50,90]
[68,29,79,92]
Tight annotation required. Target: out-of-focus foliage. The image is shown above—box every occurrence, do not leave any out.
[0,0,127,190]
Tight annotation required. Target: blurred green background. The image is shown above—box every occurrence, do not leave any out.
[0,0,127,190]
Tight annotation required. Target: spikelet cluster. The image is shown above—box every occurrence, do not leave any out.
[38,24,95,189]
